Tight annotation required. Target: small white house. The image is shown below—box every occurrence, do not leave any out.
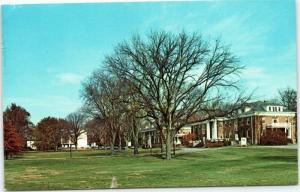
[61,132,89,149]
[77,132,88,149]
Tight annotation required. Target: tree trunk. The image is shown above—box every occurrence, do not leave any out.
[133,120,139,155]
[165,129,172,160]
[173,137,176,156]
[133,135,139,155]
[124,136,128,150]
[165,114,172,160]
[118,131,122,151]
[111,133,116,155]
[160,130,164,153]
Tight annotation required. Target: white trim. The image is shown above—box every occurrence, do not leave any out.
[187,112,295,126]
[255,112,295,116]
[235,112,295,118]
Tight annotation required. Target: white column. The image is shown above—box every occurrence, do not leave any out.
[206,121,211,140]
[148,133,152,148]
[213,120,218,139]
[288,128,292,139]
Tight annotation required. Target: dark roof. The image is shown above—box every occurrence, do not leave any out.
[242,101,294,115]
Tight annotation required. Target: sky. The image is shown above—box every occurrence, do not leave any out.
[2,0,297,124]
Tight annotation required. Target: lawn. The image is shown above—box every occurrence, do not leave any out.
[4,146,298,190]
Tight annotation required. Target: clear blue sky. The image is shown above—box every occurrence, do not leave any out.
[2,0,297,124]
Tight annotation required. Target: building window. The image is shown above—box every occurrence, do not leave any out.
[269,106,271,111]
[273,119,278,123]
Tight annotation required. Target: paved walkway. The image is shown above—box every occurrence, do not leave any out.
[251,144,298,149]
[180,147,207,153]
[179,144,298,154]
[179,146,228,154]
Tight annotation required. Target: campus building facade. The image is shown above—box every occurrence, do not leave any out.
[139,101,297,147]
[190,101,297,145]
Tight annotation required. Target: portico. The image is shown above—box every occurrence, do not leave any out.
[206,120,218,140]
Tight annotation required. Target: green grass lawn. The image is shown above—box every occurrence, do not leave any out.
[4,146,298,190]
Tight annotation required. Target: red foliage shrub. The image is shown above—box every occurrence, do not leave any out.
[205,140,223,148]
[260,130,288,145]
[181,133,196,146]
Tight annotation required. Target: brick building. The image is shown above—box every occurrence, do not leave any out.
[190,101,297,145]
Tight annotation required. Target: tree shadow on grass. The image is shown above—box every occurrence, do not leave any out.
[258,156,297,162]
[150,153,165,160]
[80,151,113,157]
[146,152,205,160]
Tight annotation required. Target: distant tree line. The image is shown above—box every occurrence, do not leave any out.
[3,104,86,158]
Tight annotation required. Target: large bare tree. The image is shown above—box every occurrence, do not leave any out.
[106,31,250,160]
[122,90,147,155]
[81,72,125,154]
[66,112,86,149]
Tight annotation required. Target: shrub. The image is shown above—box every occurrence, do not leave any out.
[206,140,223,148]
[223,139,231,146]
[260,131,288,145]
[194,141,204,148]
[181,133,196,147]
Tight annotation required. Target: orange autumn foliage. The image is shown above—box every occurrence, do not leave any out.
[4,119,24,159]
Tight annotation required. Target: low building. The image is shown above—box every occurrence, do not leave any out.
[139,124,192,148]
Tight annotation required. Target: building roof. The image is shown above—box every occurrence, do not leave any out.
[242,100,294,115]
